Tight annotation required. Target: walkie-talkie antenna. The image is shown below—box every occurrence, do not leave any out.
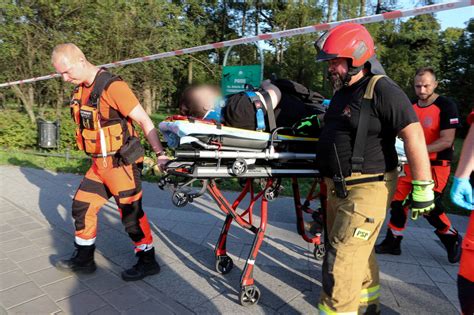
[333,143,344,177]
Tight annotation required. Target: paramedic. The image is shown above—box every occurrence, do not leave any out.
[314,23,434,314]
[451,108,474,315]
[51,43,168,281]
[376,67,462,263]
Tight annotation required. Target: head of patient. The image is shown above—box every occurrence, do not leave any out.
[179,85,221,118]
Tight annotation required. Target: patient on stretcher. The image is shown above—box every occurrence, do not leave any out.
[179,79,326,133]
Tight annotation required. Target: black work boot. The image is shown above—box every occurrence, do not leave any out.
[55,243,97,274]
[121,248,160,281]
[375,229,402,255]
[435,229,462,263]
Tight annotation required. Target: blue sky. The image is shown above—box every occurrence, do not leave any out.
[394,1,473,30]
[435,6,473,29]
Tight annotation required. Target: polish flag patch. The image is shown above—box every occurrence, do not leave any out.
[450,118,459,124]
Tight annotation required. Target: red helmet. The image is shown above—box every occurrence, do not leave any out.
[315,23,375,67]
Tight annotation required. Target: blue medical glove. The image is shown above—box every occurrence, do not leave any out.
[450,177,473,210]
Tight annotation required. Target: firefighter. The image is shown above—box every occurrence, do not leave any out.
[51,43,169,281]
[451,108,474,315]
[375,67,462,263]
[314,24,434,314]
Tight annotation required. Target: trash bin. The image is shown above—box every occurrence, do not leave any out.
[37,119,60,149]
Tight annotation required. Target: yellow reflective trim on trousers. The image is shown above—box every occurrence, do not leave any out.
[360,292,380,303]
[360,285,380,303]
[318,304,357,315]
[360,285,380,295]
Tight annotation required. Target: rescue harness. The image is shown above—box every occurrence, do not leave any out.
[70,70,136,159]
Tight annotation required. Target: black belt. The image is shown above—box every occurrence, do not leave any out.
[345,174,385,186]
[430,160,451,166]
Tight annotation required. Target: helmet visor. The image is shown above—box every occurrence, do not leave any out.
[314,31,338,62]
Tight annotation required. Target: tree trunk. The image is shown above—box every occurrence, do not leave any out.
[360,0,366,16]
[11,85,36,123]
[142,85,152,115]
[0,93,5,109]
[327,0,334,22]
[337,0,343,21]
[56,86,64,118]
[241,4,247,36]
[151,87,157,112]
[188,61,193,85]
[376,0,382,14]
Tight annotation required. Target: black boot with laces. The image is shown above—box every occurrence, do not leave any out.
[55,243,97,274]
[122,248,160,281]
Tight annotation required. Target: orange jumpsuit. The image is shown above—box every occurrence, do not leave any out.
[388,96,460,235]
[71,77,153,252]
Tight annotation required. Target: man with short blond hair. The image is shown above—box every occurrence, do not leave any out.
[52,43,168,281]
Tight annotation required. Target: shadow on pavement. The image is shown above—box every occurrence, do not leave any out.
[13,161,219,313]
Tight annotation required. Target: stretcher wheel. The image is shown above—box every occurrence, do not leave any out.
[313,243,325,261]
[231,159,247,176]
[239,285,260,306]
[172,191,189,207]
[264,187,279,201]
[215,255,233,274]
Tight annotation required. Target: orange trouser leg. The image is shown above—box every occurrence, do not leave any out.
[387,168,412,235]
[97,161,153,251]
[458,212,474,315]
[424,166,452,233]
[72,166,111,245]
[388,165,452,234]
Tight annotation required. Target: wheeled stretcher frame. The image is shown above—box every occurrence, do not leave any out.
[158,118,326,306]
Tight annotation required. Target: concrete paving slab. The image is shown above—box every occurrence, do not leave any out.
[0,237,33,253]
[276,291,319,314]
[42,277,88,301]
[5,245,46,263]
[434,282,461,314]
[0,282,44,309]
[0,270,29,291]
[0,259,18,275]
[7,295,60,314]
[101,285,148,311]
[422,266,456,284]
[379,261,434,285]
[441,264,460,281]
[193,293,275,314]
[29,267,73,287]
[144,263,227,309]
[122,298,175,315]
[82,271,126,295]
[16,255,55,274]
[255,265,315,310]
[89,305,120,315]
[56,290,108,314]
[388,281,458,315]
[0,232,25,243]
[0,224,14,234]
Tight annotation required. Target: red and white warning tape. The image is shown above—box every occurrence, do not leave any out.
[0,0,471,88]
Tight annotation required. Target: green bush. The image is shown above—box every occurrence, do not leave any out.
[0,109,37,149]
[0,108,82,151]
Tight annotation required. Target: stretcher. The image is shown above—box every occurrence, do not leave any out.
[158,116,325,306]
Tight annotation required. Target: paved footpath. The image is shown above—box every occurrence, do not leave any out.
[0,165,467,314]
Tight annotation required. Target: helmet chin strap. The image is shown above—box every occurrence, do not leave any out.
[343,59,364,87]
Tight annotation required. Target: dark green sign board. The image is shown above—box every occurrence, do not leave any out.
[221,65,262,96]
